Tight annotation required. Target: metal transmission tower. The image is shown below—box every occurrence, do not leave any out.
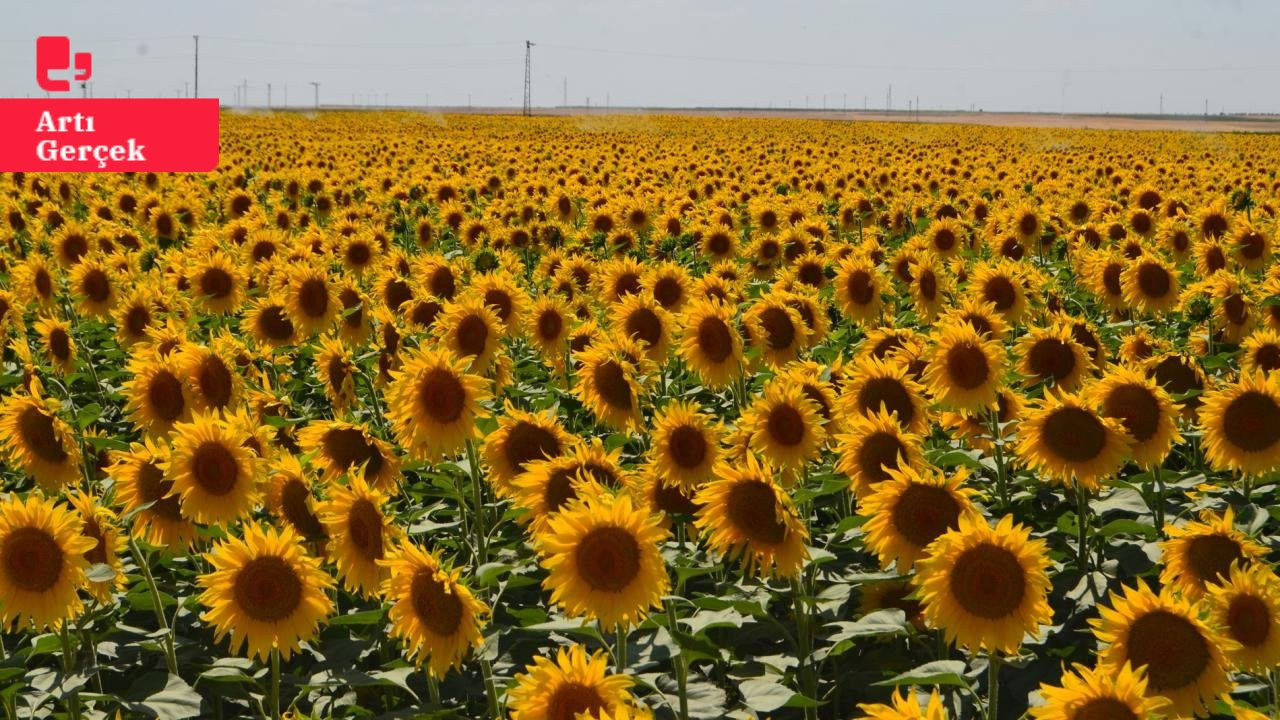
[523,40,534,116]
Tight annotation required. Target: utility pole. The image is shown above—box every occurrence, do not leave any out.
[887,85,891,112]
[268,83,272,108]
[563,76,567,107]
[916,95,919,121]
[1159,92,1163,115]
[843,92,847,111]
[242,79,248,106]
[184,81,189,98]
[310,81,319,110]
[284,84,287,107]
[193,35,199,98]
[523,40,534,116]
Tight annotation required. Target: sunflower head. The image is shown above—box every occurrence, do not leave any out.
[0,494,97,630]
[694,454,809,578]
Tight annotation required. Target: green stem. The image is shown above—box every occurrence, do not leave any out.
[270,647,281,720]
[988,409,1009,508]
[481,656,500,719]
[59,622,82,720]
[1152,464,1166,538]
[791,578,817,720]
[615,623,629,673]
[464,438,488,566]
[129,536,179,675]
[665,600,689,720]
[427,671,442,709]
[987,653,1001,720]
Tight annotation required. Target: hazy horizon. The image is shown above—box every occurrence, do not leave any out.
[2,0,1276,116]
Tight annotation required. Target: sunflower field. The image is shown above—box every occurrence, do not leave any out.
[1,113,1280,720]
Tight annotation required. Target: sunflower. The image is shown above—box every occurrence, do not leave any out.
[512,441,626,532]
[1145,352,1207,419]
[109,439,196,550]
[741,380,826,471]
[174,342,242,414]
[1030,662,1169,720]
[536,492,669,629]
[835,409,925,499]
[284,262,338,336]
[598,257,644,304]
[1117,325,1168,365]
[474,270,530,338]
[1087,364,1181,469]
[314,335,356,411]
[12,254,58,307]
[841,355,930,434]
[574,341,645,432]
[1121,253,1180,315]
[744,295,809,368]
[321,473,398,598]
[189,251,245,314]
[68,255,117,317]
[434,293,504,372]
[834,255,885,326]
[66,491,126,602]
[1240,328,1280,375]
[528,295,573,362]
[1199,371,1280,475]
[264,454,328,547]
[34,316,75,375]
[1202,562,1280,673]
[296,419,401,489]
[1017,392,1131,490]
[922,322,1006,412]
[969,261,1029,324]
[1015,324,1091,392]
[0,494,96,630]
[167,413,262,526]
[694,454,809,578]
[648,400,722,493]
[386,347,490,461]
[916,515,1052,654]
[908,252,950,322]
[1091,581,1231,718]
[0,392,82,490]
[855,688,948,720]
[677,298,744,388]
[483,404,572,498]
[861,464,980,572]
[198,523,334,661]
[381,539,488,677]
[243,296,297,348]
[1159,508,1267,601]
[506,644,637,720]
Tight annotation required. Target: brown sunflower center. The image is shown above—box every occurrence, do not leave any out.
[857,432,906,485]
[653,480,700,515]
[2,526,63,592]
[1073,698,1138,720]
[846,270,875,306]
[667,425,707,469]
[1027,338,1077,383]
[653,277,683,308]
[982,276,1016,310]
[346,498,384,561]
[945,342,990,390]
[297,277,329,318]
[592,360,633,411]
[410,568,464,636]
[858,377,915,425]
[503,422,561,474]
[322,427,385,478]
[1102,384,1160,443]
[547,683,605,720]
[417,369,467,424]
[917,269,938,301]
[1136,263,1171,299]
[891,484,963,550]
[1227,593,1271,648]
[455,314,490,357]
[1102,264,1123,297]
[727,479,787,544]
[1184,534,1244,588]
[948,544,1026,619]
[198,356,234,408]
[48,328,71,361]
[696,316,734,363]
[759,307,796,350]
[192,441,240,496]
[625,308,663,348]
[766,403,806,447]
[234,556,302,622]
[17,405,69,463]
[82,268,110,302]
[1125,610,1209,692]
[346,242,371,266]
[574,526,641,592]
[1222,390,1280,452]
[537,309,564,342]
[138,462,184,521]
[1041,407,1107,463]
[258,306,295,341]
[200,267,233,299]
[279,478,326,538]
[125,305,151,336]
[82,516,108,565]
[483,289,513,323]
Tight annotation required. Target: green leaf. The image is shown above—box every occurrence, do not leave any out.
[329,608,386,626]
[874,660,971,689]
[136,674,202,719]
[738,678,806,713]
[86,563,117,583]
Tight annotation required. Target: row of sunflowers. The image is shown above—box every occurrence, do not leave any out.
[1,113,1280,719]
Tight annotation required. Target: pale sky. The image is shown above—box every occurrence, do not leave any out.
[1,0,1276,115]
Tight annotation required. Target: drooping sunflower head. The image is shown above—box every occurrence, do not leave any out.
[65,490,125,603]
[198,522,335,662]
[1091,580,1232,718]
[1159,507,1267,601]
[380,539,489,677]
[314,335,356,411]
[916,515,1053,655]
[1016,391,1131,491]
[386,347,490,461]
[694,454,809,579]
[264,453,328,548]
[297,418,401,489]
[0,494,97,630]
[1029,661,1169,720]
[1200,371,1280,475]
[536,492,670,629]
[922,321,1006,413]
[506,643,636,720]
